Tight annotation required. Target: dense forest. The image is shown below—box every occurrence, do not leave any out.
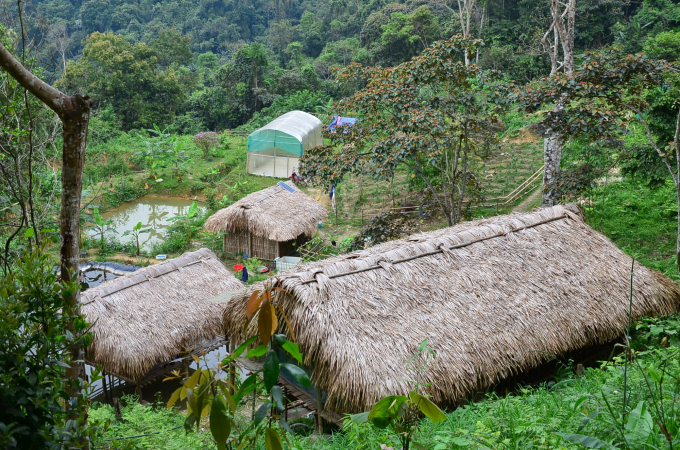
[7,0,678,133]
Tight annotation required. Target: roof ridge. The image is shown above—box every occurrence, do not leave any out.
[298,208,574,285]
[81,249,216,302]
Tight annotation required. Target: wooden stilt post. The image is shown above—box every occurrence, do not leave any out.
[229,339,236,396]
[284,385,288,422]
[102,370,109,402]
[136,378,143,401]
[315,386,324,434]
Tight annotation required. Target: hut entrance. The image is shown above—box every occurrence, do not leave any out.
[222,230,307,261]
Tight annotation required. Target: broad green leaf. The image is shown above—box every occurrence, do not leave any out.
[184,413,199,433]
[282,341,303,364]
[234,336,259,358]
[624,401,653,446]
[368,395,409,429]
[217,381,237,412]
[265,427,283,450]
[555,433,617,449]
[271,385,285,411]
[349,411,369,424]
[187,200,199,218]
[210,396,231,450]
[280,363,311,387]
[186,388,198,415]
[24,228,34,238]
[409,391,446,423]
[245,345,268,359]
[649,367,662,383]
[167,387,181,409]
[263,350,280,392]
[278,418,294,435]
[186,369,202,390]
[254,403,271,425]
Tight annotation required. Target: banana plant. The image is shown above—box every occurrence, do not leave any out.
[122,221,152,256]
[135,124,173,179]
[167,278,308,450]
[207,166,220,183]
[168,141,192,181]
[167,200,200,244]
[87,208,116,251]
[200,230,228,253]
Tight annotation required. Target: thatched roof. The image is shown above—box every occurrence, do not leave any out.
[204,181,328,242]
[222,204,680,413]
[82,248,243,380]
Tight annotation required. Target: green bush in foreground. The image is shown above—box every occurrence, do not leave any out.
[0,249,106,449]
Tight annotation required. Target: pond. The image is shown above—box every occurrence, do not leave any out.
[89,196,205,249]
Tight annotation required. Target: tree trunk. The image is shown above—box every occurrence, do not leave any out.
[542,0,574,207]
[0,41,92,448]
[542,129,562,206]
[60,95,91,394]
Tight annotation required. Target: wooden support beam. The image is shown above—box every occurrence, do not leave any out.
[136,378,143,401]
[102,370,109,402]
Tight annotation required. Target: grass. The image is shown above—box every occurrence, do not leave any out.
[584,178,678,281]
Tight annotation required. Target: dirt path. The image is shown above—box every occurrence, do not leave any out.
[512,188,542,212]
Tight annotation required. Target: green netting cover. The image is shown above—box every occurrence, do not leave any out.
[247,111,323,156]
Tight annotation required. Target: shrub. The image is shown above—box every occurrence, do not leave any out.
[192,132,220,159]
[0,249,105,448]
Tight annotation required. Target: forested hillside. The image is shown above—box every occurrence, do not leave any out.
[11,0,679,133]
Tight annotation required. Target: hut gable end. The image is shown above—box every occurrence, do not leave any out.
[223,205,680,414]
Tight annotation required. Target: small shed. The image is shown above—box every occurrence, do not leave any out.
[221,204,680,416]
[246,111,323,178]
[81,248,243,387]
[204,181,328,260]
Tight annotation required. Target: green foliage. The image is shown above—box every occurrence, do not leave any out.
[90,395,210,449]
[301,35,509,226]
[58,32,189,130]
[584,178,679,279]
[346,211,416,252]
[122,221,151,256]
[167,200,200,245]
[192,131,220,159]
[88,207,116,250]
[350,340,445,450]
[166,283,308,449]
[0,249,106,449]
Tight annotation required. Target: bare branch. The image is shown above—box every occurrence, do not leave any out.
[0,42,67,116]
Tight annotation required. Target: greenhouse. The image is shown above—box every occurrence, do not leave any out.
[246,111,323,178]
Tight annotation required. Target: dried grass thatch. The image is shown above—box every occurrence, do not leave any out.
[204,181,328,242]
[82,248,243,380]
[222,204,680,413]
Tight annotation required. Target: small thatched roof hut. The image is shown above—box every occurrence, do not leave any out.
[222,205,680,414]
[82,248,243,382]
[204,181,328,260]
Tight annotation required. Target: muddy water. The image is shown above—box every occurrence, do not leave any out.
[92,196,205,248]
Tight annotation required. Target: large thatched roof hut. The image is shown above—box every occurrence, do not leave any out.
[204,181,328,260]
[82,248,242,383]
[222,204,680,414]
